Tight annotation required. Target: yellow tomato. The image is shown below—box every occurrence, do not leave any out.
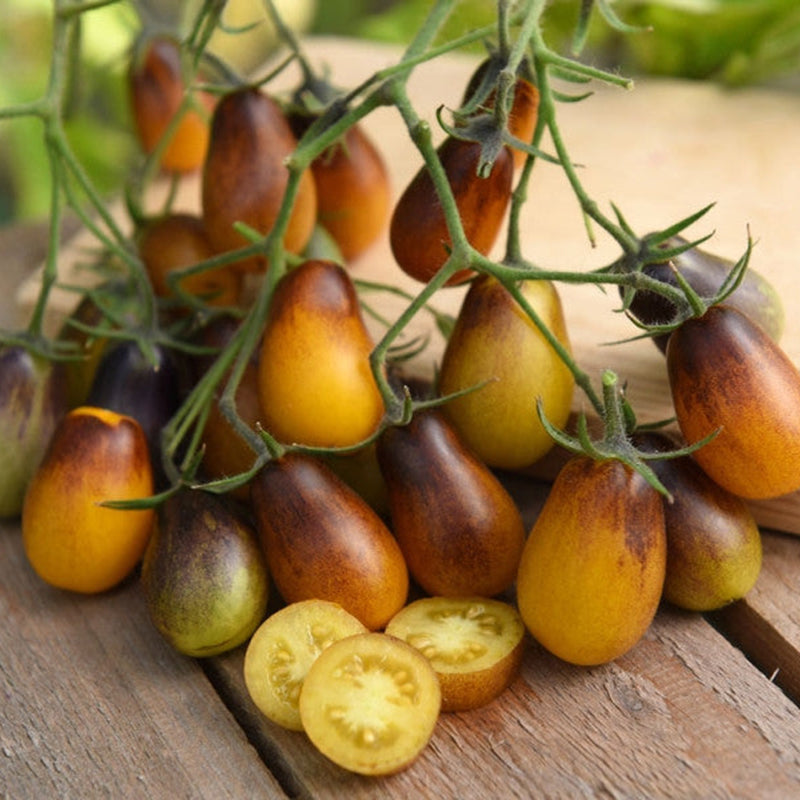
[438,274,574,470]
[22,406,155,594]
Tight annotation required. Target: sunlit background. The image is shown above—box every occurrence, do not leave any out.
[1,0,798,226]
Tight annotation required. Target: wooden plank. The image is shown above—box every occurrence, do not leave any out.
[710,530,800,704]
[207,603,800,799]
[0,519,288,800]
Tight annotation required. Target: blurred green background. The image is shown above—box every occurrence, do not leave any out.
[1,0,798,227]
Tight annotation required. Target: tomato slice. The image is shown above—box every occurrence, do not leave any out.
[243,600,367,731]
[298,632,441,775]
[384,596,526,712]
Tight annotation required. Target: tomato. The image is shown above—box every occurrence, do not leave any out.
[22,406,155,594]
[376,409,526,598]
[202,88,317,273]
[289,114,391,262]
[666,304,800,500]
[624,236,784,352]
[0,346,66,517]
[438,274,574,469]
[633,431,762,611]
[137,213,242,309]
[57,280,142,409]
[250,452,409,631]
[86,340,184,486]
[256,259,384,448]
[389,136,514,285]
[141,488,269,657]
[462,56,540,169]
[298,632,441,776]
[128,35,213,173]
[515,456,666,666]
[384,596,525,712]
[244,599,368,731]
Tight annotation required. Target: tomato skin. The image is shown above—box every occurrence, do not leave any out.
[634,431,762,611]
[290,115,391,262]
[138,213,242,309]
[389,136,514,285]
[516,457,666,666]
[256,259,384,448]
[0,347,66,517]
[438,274,574,469]
[141,488,269,657]
[666,304,800,500]
[250,452,409,630]
[625,237,784,352]
[201,88,317,273]
[22,406,155,594]
[86,340,183,485]
[376,409,526,598]
[129,35,212,173]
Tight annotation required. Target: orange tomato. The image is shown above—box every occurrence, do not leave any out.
[22,406,155,593]
[128,35,213,172]
[138,213,242,309]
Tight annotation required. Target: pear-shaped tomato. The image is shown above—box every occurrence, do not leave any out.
[0,347,66,517]
[128,35,212,173]
[438,274,574,469]
[22,406,155,594]
[633,431,762,611]
[389,136,514,285]
[256,259,384,448]
[376,409,526,598]
[666,304,800,500]
[138,213,241,309]
[462,57,539,169]
[87,340,183,486]
[516,456,666,666]
[289,114,391,262]
[250,452,409,630]
[201,87,317,273]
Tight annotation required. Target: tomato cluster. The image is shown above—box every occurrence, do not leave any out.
[5,24,799,781]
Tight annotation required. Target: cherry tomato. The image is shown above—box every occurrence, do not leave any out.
[389,136,514,285]
[250,452,409,631]
[376,409,526,598]
[666,304,800,500]
[0,346,66,518]
[202,88,317,273]
[298,632,441,776]
[22,406,155,594]
[516,456,666,666]
[438,274,574,469]
[86,340,184,487]
[289,114,391,262]
[634,431,762,611]
[137,213,242,309]
[244,599,368,731]
[462,56,540,169]
[141,488,269,657]
[624,236,784,352]
[256,259,384,448]
[128,35,213,173]
[385,596,525,712]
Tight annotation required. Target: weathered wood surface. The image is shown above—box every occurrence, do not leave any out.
[5,37,800,799]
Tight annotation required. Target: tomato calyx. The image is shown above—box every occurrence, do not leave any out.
[611,212,756,344]
[537,369,718,500]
